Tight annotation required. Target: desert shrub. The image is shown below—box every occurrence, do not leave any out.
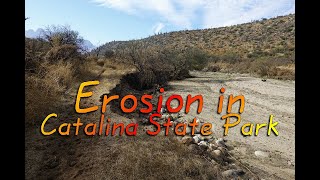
[232,59,252,73]
[104,49,114,58]
[113,41,191,90]
[25,61,76,124]
[221,51,241,63]
[96,58,105,67]
[25,38,51,73]
[102,135,223,180]
[45,44,82,62]
[268,65,295,80]
[174,68,192,80]
[247,50,270,59]
[25,75,61,124]
[249,60,271,77]
[44,61,76,90]
[185,48,209,70]
[207,55,221,63]
[204,64,221,72]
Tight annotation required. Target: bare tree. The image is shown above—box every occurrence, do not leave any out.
[40,25,84,49]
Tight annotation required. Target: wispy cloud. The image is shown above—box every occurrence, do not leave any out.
[202,0,295,28]
[93,0,295,29]
[93,0,194,28]
[152,22,165,34]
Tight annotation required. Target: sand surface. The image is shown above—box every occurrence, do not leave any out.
[162,71,295,179]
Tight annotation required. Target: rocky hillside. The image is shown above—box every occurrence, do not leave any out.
[95,14,294,62]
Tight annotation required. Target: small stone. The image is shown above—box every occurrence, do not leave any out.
[208,143,218,151]
[226,144,234,151]
[188,144,199,151]
[162,113,171,120]
[68,160,77,167]
[198,141,209,150]
[176,136,183,142]
[204,135,214,140]
[225,157,236,163]
[222,169,245,178]
[288,160,294,166]
[228,150,236,156]
[218,147,227,154]
[181,136,193,144]
[143,125,155,132]
[198,135,205,141]
[210,159,218,165]
[212,149,223,159]
[229,163,237,169]
[254,151,269,158]
[46,157,60,169]
[216,138,227,148]
[141,118,148,124]
[171,113,183,121]
[192,135,201,144]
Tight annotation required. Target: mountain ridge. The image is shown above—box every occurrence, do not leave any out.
[95,14,294,61]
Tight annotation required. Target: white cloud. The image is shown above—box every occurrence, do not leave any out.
[92,0,197,28]
[92,0,295,29]
[203,0,295,28]
[152,22,165,34]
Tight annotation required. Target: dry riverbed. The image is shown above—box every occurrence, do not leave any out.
[162,71,295,179]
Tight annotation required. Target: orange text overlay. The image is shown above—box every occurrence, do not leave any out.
[40,81,279,137]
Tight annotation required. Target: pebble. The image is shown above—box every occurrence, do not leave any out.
[208,143,218,151]
[254,150,269,158]
[181,136,193,144]
[198,141,209,150]
[46,157,60,169]
[143,125,156,132]
[192,135,201,144]
[68,160,77,167]
[222,169,245,178]
[218,147,227,154]
[204,135,214,140]
[216,138,227,148]
[188,144,199,151]
[210,159,218,165]
[212,149,223,159]
[198,134,205,141]
[141,118,148,124]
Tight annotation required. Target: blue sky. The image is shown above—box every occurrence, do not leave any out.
[25,0,295,46]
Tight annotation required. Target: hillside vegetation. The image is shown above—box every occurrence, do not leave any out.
[95,14,295,80]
